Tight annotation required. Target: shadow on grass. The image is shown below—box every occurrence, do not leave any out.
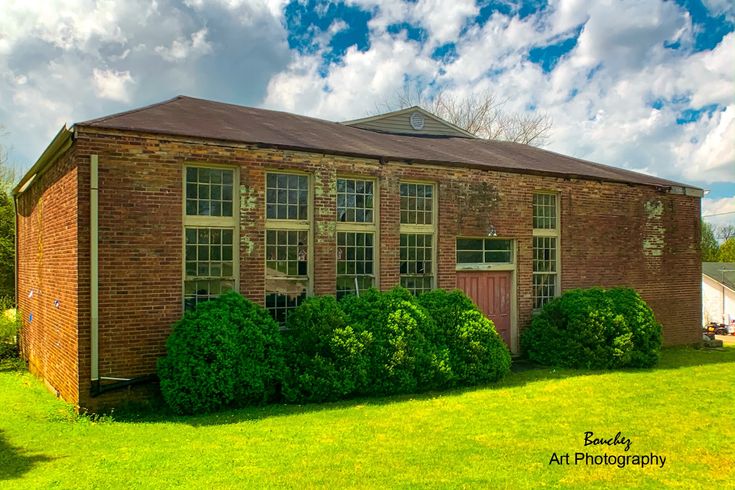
[109,346,735,427]
[0,430,54,481]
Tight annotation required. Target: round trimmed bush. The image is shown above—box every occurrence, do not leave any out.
[282,296,372,403]
[520,287,662,369]
[418,289,511,385]
[340,287,451,395]
[157,291,285,414]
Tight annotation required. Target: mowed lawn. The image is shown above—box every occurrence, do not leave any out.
[1,348,734,489]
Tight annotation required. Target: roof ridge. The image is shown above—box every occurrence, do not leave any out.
[78,95,186,126]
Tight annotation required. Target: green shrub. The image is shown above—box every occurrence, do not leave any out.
[282,296,372,403]
[418,289,511,385]
[520,287,662,369]
[157,291,285,414]
[340,287,451,395]
[0,296,18,360]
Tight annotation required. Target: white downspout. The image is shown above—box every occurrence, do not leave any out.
[90,155,99,383]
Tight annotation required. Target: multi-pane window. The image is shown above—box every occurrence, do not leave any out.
[266,173,308,220]
[337,178,374,223]
[456,238,513,264]
[265,172,310,323]
[265,230,308,323]
[400,182,433,225]
[186,167,234,217]
[533,193,557,229]
[336,178,376,298]
[400,182,435,295]
[532,193,559,309]
[400,234,433,294]
[336,232,374,298]
[184,166,237,310]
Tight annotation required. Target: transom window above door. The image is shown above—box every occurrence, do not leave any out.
[456,238,513,264]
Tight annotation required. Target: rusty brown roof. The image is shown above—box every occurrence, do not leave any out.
[79,95,696,189]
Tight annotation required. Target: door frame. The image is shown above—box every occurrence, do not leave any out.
[455,239,518,354]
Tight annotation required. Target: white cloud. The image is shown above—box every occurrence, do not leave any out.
[155,28,213,62]
[0,0,289,171]
[92,68,134,102]
[413,0,478,45]
[703,196,735,228]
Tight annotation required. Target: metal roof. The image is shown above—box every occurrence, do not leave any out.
[703,262,735,291]
[75,95,699,191]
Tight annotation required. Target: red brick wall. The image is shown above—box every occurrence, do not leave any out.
[23,127,701,408]
[16,147,80,403]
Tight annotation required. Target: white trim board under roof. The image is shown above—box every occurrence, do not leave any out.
[342,106,476,138]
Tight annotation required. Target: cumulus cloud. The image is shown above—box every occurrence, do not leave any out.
[703,196,735,228]
[0,0,289,170]
[155,28,213,62]
[92,68,134,101]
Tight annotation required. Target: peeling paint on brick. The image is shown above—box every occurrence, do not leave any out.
[643,199,665,258]
[239,184,257,211]
[240,234,256,256]
[317,221,336,242]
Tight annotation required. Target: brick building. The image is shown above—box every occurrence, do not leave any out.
[14,96,702,409]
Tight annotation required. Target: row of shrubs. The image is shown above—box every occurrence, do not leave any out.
[158,287,512,414]
[158,286,663,414]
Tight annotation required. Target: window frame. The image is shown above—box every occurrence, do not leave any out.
[336,176,379,298]
[455,237,515,271]
[399,180,437,294]
[264,170,313,322]
[532,191,561,310]
[182,163,239,310]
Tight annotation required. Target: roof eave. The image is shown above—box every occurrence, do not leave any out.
[13,125,74,196]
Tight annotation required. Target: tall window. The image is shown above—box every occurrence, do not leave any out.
[400,182,435,294]
[532,193,559,309]
[265,173,310,323]
[184,166,237,310]
[336,178,376,298]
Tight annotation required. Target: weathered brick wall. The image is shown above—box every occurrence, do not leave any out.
[16,147,80,403]
[49,128,701,408]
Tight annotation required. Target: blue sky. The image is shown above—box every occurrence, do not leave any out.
[1,0,733,224]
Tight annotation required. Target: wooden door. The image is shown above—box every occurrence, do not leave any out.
[456,271,512,347]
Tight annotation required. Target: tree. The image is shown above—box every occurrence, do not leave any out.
[0,131,14,302]
[719,238,735,262]
[378,88,553,146]
[701,221,719,261]
[716,224,735,241]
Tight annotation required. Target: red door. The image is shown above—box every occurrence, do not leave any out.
[456,271,512,347]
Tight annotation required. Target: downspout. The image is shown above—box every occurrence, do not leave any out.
[14,195,18,349]
[90,155,99,390]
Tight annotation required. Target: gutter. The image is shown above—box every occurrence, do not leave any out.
[13,125,74,196]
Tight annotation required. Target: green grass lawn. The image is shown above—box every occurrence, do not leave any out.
[1,347,734,489]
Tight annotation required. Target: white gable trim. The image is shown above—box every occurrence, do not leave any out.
[342,106,477,138]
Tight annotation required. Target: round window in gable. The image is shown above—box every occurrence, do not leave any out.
[409,111,425,130]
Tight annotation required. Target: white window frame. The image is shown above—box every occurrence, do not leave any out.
[532,192,560,310]
[336,176,379,298]
[182,164,239,310]
[264,171,312,323]
[399,180,437,294]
